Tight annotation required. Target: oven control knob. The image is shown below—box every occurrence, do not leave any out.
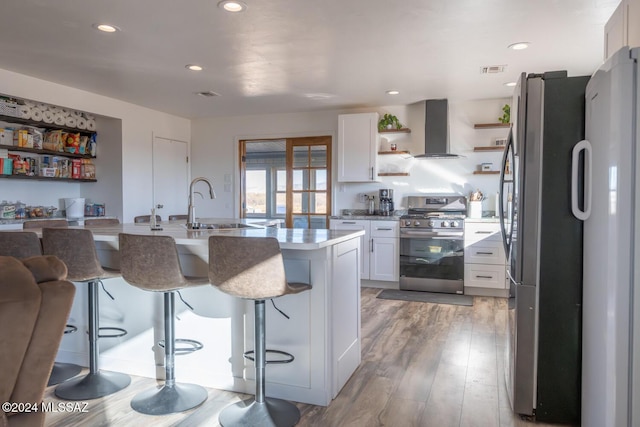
[414,221,421,227]
[427,220,434,227]
[441,221,449,227]
[404,220,412,226]
[450,221,459,227]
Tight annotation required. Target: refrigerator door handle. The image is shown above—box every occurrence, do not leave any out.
[571,139,592,220]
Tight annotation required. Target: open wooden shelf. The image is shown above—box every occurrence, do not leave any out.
[378,128,411,134]
[378,150,411,155]
[473,123,511,129]
[473,146,505,152]
[378,172,409,177]
[0,174,96,182]
[0,143,94,159]
[473,171,500,175]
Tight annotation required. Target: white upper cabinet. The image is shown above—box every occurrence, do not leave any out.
[337,113,380,182]
[604,0,640,59]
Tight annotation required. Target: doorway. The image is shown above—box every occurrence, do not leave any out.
[239,136,331,229]
[152,136,188,219]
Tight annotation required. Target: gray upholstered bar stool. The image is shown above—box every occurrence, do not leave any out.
[118,233,208,415]
[23,219,68,229]
[41,228,131,399]
[0,231,83,386]
[85,218,120,226]
[134,215,161,224]
[208,235,311,427]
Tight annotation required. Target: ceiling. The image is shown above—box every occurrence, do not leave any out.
[0,0,619,119]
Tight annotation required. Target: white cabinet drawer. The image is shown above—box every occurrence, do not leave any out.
[370,220,398,238]
[464,239,505,265]
[464,221,501,244]
[464,263,506,289]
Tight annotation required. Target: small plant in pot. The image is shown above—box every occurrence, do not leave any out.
[378,114,403,131]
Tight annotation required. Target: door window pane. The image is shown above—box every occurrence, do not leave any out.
[293,215,308,229]
[245,169,267,214]
[314,169,326,190]
[293,146,309,167]
[309,215,326,229]
[293,169,309,190]
[310,146,327,167]
[312,193,327,214]
[293,193,309,213]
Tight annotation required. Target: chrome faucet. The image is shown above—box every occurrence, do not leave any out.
[187,177,216,229]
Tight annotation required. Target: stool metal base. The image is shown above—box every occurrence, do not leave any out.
[131,383,207,415]
[219,397,300,427]
[55,371,131,400]
[47,362,83,386]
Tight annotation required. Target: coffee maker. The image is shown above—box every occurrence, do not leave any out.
[378,189,394,216]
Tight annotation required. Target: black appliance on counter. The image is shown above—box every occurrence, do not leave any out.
[399,195,466,294]
[378,188,394,215]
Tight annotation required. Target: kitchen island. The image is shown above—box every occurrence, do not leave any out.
[45,221,364,406]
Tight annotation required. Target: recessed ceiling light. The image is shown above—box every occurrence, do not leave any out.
[93,23,120,33]
[218,0,247,12]
[508,42,530,50]
[386,90,400,95]
[186,64,204,71]
[504,82,517,87]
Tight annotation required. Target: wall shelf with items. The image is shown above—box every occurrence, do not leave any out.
[473,171,500,175]
[378,150,411,155]
[473,146,505,152]
[0,174,96,183]
[473,123,511,129]
[0,114,96,137]
[378,128,411,134]
[0,144,93,160]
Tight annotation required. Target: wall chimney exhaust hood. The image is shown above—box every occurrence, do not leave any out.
[414,99,460,159]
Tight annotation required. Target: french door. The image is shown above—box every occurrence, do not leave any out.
[239,136,331,229]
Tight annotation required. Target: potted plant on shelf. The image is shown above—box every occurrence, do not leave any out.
[498,104,510,124]
[378,114,403,131]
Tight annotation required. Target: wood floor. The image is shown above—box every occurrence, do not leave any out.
[43,288,567,427]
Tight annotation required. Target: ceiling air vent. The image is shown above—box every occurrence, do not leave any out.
[196,91,220,97]
[480,65,506,74]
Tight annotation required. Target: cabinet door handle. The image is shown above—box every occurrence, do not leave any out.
[475,231,493,234]
[476,251,495,255]
[376,228,393,231]
[475,275,494,279]
[371,238,374,252]
[342,221,356,224]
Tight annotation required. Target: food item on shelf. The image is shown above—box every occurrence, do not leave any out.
[81,158,95,179]
[43,130,64,152]
[71,159,81,179]
[0,128,14,145]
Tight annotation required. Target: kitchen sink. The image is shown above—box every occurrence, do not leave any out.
[184,222,259,230]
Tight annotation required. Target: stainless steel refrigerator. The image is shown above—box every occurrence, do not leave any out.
[499,71,588,424]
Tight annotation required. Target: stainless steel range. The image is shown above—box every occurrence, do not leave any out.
[399,195,467,294]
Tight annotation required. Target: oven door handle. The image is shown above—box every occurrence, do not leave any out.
[400,230,464,239]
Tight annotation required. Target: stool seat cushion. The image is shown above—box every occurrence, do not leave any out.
[208,236,311,300]
[119,233,209,291]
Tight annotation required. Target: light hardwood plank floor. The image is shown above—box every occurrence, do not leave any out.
[43,288,570,426]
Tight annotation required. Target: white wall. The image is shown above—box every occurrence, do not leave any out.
[0,68,190,222]
[191,98,510,218]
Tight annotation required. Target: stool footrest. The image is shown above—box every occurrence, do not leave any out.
[97,326,127,339]
[158,338,204,355]
[243,349,295,364]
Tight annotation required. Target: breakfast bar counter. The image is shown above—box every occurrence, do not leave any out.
[37,221,364,406]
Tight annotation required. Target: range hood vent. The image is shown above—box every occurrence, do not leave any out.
[414,99,460,159]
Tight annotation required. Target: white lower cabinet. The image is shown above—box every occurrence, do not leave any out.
[330,219,398,282]
[464,220,508,295]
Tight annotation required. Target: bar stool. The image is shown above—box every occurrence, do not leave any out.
[0,231,83,385]
[118,233,208,415]
[23,219,68,229]
[41,228,130,400]
[134,215,161,224]
[208,235,311,427]
[85,218,120,226]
